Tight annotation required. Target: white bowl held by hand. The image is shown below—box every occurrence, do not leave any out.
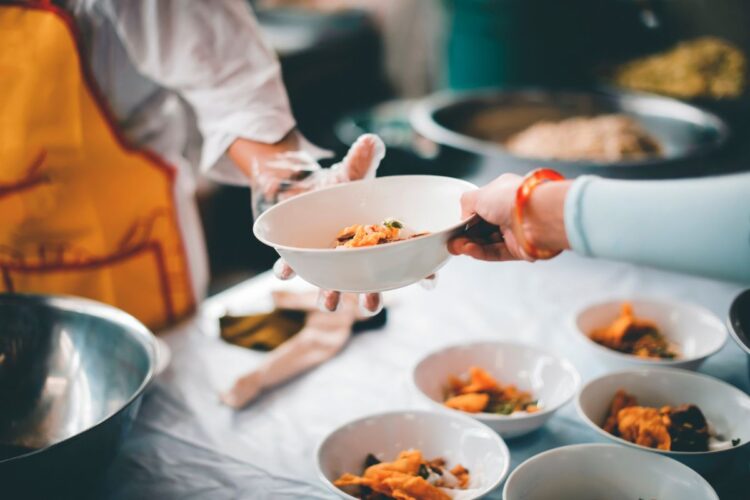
[412,342,580,437]
[253,175,476,293]
[316,410,509,500]
[574,298,727,371]
[503,444,718,500]
[577,368,750,475]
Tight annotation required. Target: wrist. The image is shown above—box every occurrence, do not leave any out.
[524,181,571,253]
[228,130,301,180]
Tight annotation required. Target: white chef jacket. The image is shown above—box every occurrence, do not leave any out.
[65,0,308,301]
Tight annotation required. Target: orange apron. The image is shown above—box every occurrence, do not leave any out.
[0,2,195,329]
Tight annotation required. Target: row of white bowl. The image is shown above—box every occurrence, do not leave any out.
[316,298,747,500]
[318,409,719,500]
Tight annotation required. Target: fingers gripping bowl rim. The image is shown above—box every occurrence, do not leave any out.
[253,175,478,293]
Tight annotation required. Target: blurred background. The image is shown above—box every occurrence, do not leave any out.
[200,0,750,293]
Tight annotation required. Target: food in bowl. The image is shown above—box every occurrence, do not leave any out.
[334,449,469,500]
[504,114,661,162]
[613,37,746,99]
[589,302,678,360]
[335,218,429,248]
[602,389,739,452]
[443,366,539,415]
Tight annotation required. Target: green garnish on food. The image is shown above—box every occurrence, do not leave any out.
[383,218,403,229]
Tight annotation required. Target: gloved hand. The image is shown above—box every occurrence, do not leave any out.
[252,134,435,315]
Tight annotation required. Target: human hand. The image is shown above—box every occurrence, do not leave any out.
[448,173,571,262]
[448,174,532,262]
[251,134,438,315]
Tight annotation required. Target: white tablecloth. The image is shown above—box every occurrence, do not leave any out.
[102,253,749,499]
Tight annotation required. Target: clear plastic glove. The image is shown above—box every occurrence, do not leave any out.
[252,134,436,315]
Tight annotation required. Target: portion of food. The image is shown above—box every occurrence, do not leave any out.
[443,366,538,415]
[589,302,678,359]
[602,389,710,452]
[334,449,469,500]
[504,114,661,162]
[613,37,747,99]
[335,218,429,248]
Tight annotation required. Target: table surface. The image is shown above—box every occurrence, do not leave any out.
[100,250,749,499]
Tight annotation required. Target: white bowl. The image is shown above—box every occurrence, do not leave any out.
[253,175,475,293]
[503,444,718,500]
[577,368,750,474]
[412,342,580,438]
[316,410,509,500]
[574,298,727,371]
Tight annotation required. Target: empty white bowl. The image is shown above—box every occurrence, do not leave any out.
[574,298,727,371]
[577,368,750,474]
[316,410,510,500]
[503,444,718,500]
[412,342,580,438]
[253,175,475,293]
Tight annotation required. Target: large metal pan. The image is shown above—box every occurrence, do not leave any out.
[411,87,730,179]
[0,294,157,499]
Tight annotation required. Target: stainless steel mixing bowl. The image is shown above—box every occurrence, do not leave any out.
[0,294,157,498]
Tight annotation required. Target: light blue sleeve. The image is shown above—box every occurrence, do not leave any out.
[564,173,750,283]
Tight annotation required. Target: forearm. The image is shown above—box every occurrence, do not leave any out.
[561,174,750,283]
[228,131,301,181]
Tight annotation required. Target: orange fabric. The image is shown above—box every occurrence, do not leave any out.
[0,4,195,329]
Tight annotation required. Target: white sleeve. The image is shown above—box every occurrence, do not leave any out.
[98,0,300,184]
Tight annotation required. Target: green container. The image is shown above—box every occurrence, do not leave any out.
[445,0,600,89]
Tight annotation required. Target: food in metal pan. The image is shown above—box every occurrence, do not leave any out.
[335,218,429,248]
[504,114,662,162]
[443,366,539,415]
[334,449,470,500]
[589,302,678,359]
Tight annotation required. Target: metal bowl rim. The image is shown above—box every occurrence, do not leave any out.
[727,289,750,355]
[410,85,731,169]
[0,293,158,465]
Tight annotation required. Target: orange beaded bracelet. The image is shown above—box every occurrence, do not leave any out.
[511,168,565,260]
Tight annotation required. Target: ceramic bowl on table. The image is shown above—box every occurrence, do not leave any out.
[577,368,750,474]
[0,294,157,498]
[574,298,727,371]
[412,341,580,438]
[253,175,476,293]
[503,443,718,500]
[316,410,509,500]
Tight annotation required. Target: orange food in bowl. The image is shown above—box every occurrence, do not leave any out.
[334,449,470,500]
[443,366,539,415]
[590,302,678,359]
